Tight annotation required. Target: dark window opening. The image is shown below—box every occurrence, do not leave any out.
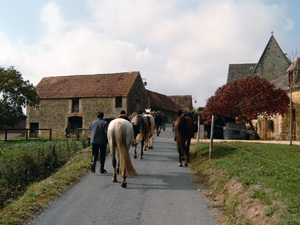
[136,99,140,112]
[30,122,39,138]
[68,117,82,135]
[116,96,122,108]
[72,98,79,113]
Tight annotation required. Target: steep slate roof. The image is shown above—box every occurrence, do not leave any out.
[270,75,289,90]
[227,63,256,83]
[168,95,193,111]
[227,34,291,84]
[36,72,140,99]
[254,34,291,74]
[147,90,182,112]
[270,57,300,90]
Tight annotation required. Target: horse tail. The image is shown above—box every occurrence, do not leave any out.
[116,122,137,177]
[177,116,187,156]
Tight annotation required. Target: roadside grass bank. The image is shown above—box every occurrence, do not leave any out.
[0,146,92,225]
[0,138,92,225]
[190,142,300,225]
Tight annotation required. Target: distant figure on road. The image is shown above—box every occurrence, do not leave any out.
[89,112,108,174]
[65,125,70,138]
[117,110,130,121]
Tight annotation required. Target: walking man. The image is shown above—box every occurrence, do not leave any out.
[89,112,108,174]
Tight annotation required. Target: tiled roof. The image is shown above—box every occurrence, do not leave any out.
[287,57,300,73]
[168,95,193,111]
[147,90,182,112]
[270,74,289,90]
[36,72,140,99]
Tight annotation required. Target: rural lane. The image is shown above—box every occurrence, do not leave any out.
[29,125,216,225]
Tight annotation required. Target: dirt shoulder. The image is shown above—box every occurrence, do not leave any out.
[192,138,300,145]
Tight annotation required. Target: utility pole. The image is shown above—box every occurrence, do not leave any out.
[290,75,293,146]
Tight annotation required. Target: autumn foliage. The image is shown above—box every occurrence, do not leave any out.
[202,76,290,124]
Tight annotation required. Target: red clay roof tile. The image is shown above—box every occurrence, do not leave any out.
[36,72,140,99]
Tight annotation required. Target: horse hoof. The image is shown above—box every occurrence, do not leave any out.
[112,178,117,182]
[179,163,183,167]
[121,182,127,188]
[149,146,153,149]
[140,155,143,159]
[184,162,188,167]
[134,155,137,159]
[144,149,147,151]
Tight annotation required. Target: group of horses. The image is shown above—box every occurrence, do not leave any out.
[107,109,195,188]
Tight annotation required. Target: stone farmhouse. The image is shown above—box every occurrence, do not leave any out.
[227,33,296,140]
[26,71,185,138]
[27,72,149,138]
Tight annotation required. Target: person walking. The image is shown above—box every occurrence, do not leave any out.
[89,112,108,174]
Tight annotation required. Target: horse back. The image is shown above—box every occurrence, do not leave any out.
[174,116,194,139]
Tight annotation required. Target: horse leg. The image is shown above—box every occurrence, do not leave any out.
[184,139,191,167]
[121,168,127,188]
[134,143,137,159]
[111,149,117,182]
[140,138,144,159]
[148,136,153,149]
[178,147,183,167]
[144,135,148,151]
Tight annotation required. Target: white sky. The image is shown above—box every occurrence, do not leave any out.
[0,0,300,108]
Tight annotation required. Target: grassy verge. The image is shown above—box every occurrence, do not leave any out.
[190,142,300,225]
[0,147,92,225]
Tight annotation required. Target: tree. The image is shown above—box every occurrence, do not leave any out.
[202,76,290,133]
[0,67,40,129]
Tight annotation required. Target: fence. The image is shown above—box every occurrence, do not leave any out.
[195,115,300,159]
[0,129,52,141]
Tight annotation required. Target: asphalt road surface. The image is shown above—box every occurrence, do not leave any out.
[30,125,216,225]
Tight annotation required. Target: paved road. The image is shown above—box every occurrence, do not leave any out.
[30,125,216,225]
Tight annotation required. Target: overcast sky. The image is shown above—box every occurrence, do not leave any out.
[0,0,299,108]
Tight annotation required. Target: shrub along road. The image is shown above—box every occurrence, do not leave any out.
[30,125,216,225]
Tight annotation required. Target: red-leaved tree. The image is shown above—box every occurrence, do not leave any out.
[202,76,290,132]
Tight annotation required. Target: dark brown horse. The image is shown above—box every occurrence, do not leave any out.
[151,111,164,137]
[174,113,195,167]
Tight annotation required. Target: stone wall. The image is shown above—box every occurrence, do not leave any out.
[280,90,300,140]
[126,76,149,115]
[27,99,70,138]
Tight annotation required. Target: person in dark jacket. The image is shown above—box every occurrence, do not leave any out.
[89,112,108,174]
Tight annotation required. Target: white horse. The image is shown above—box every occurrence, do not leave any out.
[144,109,156,150]
[107,118,137,188]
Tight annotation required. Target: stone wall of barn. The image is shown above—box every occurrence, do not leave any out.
[27,97,130,138]
[126,76,149,115]
[280,90,300,141]
[26,99,70,138]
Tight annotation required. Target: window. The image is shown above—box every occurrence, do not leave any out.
[116,96,122,108]
[136,99,140,112]
[72,98,79,113]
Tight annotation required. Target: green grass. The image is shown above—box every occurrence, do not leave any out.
[0,139,75,161]
[190,142,300,224]
[0,145,92,225]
